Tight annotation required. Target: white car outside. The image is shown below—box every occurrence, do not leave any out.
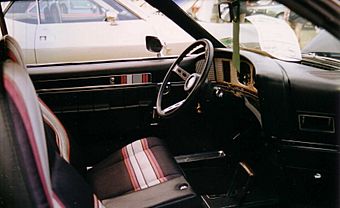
[3,0,193,64]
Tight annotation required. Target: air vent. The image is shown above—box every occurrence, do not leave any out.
[298,114,335,133]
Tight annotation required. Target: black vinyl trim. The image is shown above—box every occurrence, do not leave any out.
[0,4,8,36]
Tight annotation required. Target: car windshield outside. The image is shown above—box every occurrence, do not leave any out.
[172,0,337,60]
[1,0,338,64]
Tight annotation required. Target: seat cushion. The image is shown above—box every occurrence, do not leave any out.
[102,176,197,208]
[87,137,183,200]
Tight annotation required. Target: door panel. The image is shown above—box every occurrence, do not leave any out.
[29,57,195,164]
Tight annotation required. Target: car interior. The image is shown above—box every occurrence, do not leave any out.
[0,0,339,208]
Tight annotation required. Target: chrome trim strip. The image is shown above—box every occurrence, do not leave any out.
[244,97,262,127]
[174,150,226,163]
[36,81,185,94]
[54,103,150,114]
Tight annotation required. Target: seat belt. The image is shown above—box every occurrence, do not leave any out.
[0,3,8,93]
[0,41,5,93]
[0,39,7,93]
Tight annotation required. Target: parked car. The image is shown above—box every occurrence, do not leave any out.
[302,30,340,59]
[2,0,193,64]
[0,0,339,208]
[247,0,315,29]
[246,0,285,18]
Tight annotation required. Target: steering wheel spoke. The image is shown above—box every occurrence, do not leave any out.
[173,64,190,81]
[163,100,185,114]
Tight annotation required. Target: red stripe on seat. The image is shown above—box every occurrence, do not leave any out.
[141,138,167,183]
[122,147,140,191]
[4,75,53,206]
[93,194,99,208]
[52,192,65,208]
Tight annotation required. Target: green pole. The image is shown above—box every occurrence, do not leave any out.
[232,1,240,73]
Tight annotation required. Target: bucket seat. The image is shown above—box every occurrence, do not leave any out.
[0,35,200,208]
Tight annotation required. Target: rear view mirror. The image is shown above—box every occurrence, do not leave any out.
[145,36,163,55]
[218,3,232,22]
[219,0,244,23]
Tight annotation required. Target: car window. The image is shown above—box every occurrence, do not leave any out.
[101,0,139,21]
[5,1,38,24]
[2,0,192,64]
[39,0,139,24]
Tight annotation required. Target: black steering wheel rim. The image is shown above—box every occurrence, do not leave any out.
[156,39,214,117]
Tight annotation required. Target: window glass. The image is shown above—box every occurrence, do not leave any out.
[174,0,320,51]
[2,0,193,64]
[40,0,139,24]
[102,0,139,21]
[5,1,38,24]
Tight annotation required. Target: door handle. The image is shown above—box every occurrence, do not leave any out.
[39,35,47,41]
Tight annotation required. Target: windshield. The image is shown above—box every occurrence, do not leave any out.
[170,0,339,60]
[2,0,339,64]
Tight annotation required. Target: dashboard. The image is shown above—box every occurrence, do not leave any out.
[209,49,339,174]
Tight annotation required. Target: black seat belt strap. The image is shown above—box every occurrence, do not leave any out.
[0,3,8,93]
[0,39,6,93]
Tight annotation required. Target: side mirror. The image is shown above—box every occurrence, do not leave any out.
[145,36,164,56]
[105,11,118,25]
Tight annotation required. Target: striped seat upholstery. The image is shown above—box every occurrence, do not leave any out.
[40,99,195,207]
[87,137,182,200]
[42,104,199,207]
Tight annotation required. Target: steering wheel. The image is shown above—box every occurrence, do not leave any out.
[156,39,214,117]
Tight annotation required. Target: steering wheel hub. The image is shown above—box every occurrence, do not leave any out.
[184,73,199,92]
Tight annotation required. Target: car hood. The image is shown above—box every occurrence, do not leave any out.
[302,30,340,55]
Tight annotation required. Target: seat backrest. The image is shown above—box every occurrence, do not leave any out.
[0,35,102,207]
[0,35,54,207]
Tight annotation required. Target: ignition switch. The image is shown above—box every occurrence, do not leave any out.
[214,87,224,98]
